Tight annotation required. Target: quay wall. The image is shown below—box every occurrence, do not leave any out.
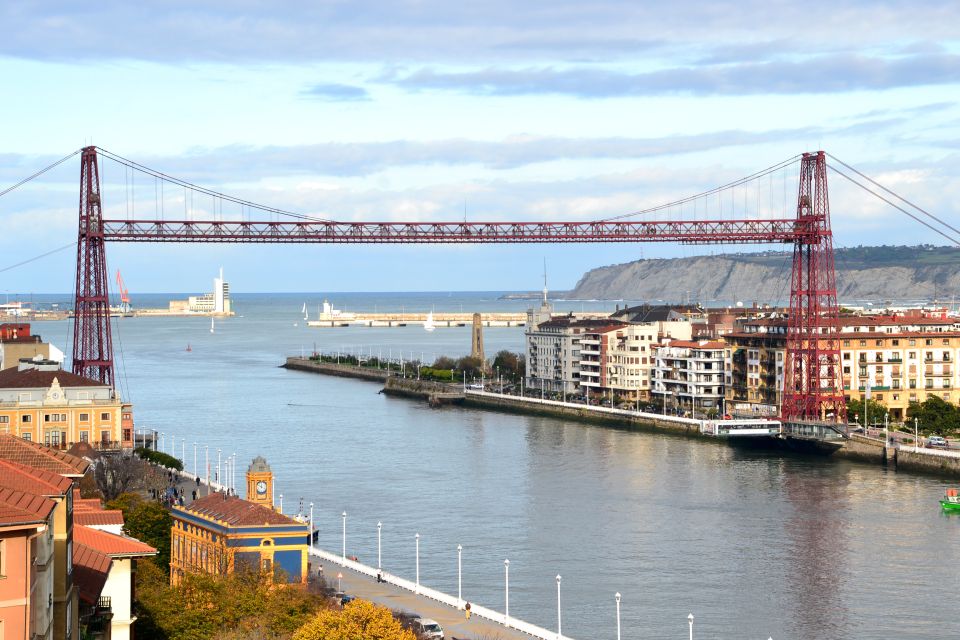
[282,357,389,382]
[463,391,709,438]
[836,435,887,464]
[896,447,960,476]
[382,377,463,403]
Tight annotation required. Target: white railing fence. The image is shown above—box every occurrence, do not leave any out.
[307,546,566,640]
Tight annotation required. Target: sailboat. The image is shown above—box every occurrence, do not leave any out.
[302,302,308,321]
[210,318,215,334]
[423,310,436,332]
[186,343,192,352]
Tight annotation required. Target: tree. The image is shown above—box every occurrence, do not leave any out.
[492,350,524,380]
[293,600,416,640]
[455,356,483,379]
[107,492,173,568]
[134,557,328,640]
[846,398,889,426]
[432,356,456,370]
[94,453,140,501]
[907,396,960,436]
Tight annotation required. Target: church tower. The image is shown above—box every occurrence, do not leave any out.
[246,456,274,509]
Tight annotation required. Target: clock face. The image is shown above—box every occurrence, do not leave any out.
[256,480,267,494]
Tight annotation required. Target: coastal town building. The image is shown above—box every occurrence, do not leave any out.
[170,456,309,586]
[73,524,157,640]
[722,317,787,417]
[0,487,56,640]
[652,339,726,415]
[0,360,133,450]
[170,267,233,314]
[526,315,625,394]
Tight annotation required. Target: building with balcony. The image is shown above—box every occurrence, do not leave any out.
[73,525,157,640]
[525,314,627,394]
[580,318,693,402]
[722,317,787,417]
[652,339,726,416]
[0,360,132,451]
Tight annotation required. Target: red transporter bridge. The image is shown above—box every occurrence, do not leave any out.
[72,146,844,425]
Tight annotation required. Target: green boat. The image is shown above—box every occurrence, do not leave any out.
[941,489,960,512]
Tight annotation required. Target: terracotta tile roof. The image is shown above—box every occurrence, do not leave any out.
[657,339,727,350]
[74,510,125,527]
[74,498,104,511]
[0,366,107,389]
[74,524,157,558]
[0,487,55,527]
[73,543,112,605]
[184,493,304,527]
[0,460,73,496]
[0,434,90,476]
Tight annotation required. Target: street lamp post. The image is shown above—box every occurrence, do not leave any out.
[193,442,197,477]
[309,502,314,548]
[556,575,562,639]
[688,613,694,640]
[915,417,919,447]
[337,572,342,592]
[415,533,420,593]
[504,559,510,627]
[231,452,237,492]
[160,432,165,454]
[216,449,221,487]
[377,521,382,570]
[615,592,621,640]
[204,445,209,489]
[279,493,283,514]
[457,544,463,607]
[341,511,347,565]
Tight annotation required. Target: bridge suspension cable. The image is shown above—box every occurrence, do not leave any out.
[0,149,81,199]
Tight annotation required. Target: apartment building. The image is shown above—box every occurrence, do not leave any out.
[652,339,726,415]
[580,315,693,402]
[525,314,626,394]
[723,317,787,416]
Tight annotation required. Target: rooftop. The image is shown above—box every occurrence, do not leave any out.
[0,487,55,527]
[183,493,304,527]
[0,434,90,477]
[73,524,158,558]
[73,543,112,605]
[0,365,107,389]
[0,459,73,496]
[74,510,125,527]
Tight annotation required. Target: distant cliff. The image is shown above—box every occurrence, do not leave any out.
[569,246,960,303]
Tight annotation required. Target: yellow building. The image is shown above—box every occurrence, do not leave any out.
[170,456,309,586]
[0,360,132,450]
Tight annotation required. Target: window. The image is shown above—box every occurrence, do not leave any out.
[0,416,7,424]
[892,339,900,346]
[80,432,88,443]
[21,414,30,423]
[843,340,850,347]
[22,433,31,441]
[859,340,866,347]
[79,413,89,422]
[843,353,851,360]
[100,412,110,421]
[66,540,72,575]
[875,340,883,347]
[926,339,933,346]
[910,339,916,346]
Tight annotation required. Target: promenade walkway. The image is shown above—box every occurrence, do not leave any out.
[312,555,540,640]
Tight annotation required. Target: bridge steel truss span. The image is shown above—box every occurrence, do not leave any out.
[72,146,845,423]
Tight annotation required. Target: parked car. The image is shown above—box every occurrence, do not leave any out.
[411,617,444,639]
[928,435,948,448]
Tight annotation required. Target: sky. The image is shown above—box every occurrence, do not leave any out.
[1,0,959,295]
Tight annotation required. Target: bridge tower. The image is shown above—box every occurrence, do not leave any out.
[72,146,115,387]
[782,151,845,423]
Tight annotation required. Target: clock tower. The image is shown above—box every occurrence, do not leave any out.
[245,456,274,509]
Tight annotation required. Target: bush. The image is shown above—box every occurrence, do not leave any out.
[136,447,184,471]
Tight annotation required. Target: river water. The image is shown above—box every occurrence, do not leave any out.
[31,292,960,639]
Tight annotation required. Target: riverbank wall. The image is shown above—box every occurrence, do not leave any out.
[382,377,464,405]
[463,390,710,438]
[282,357,389,382]
[896,446,960,476]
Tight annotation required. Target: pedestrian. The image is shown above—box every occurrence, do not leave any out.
[192,489,197,501]
[465,602,471,620]
[196,476,201,486]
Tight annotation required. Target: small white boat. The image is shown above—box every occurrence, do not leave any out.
[302,302,308,321]
[210,318,215,334]
[424,310,436,332]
